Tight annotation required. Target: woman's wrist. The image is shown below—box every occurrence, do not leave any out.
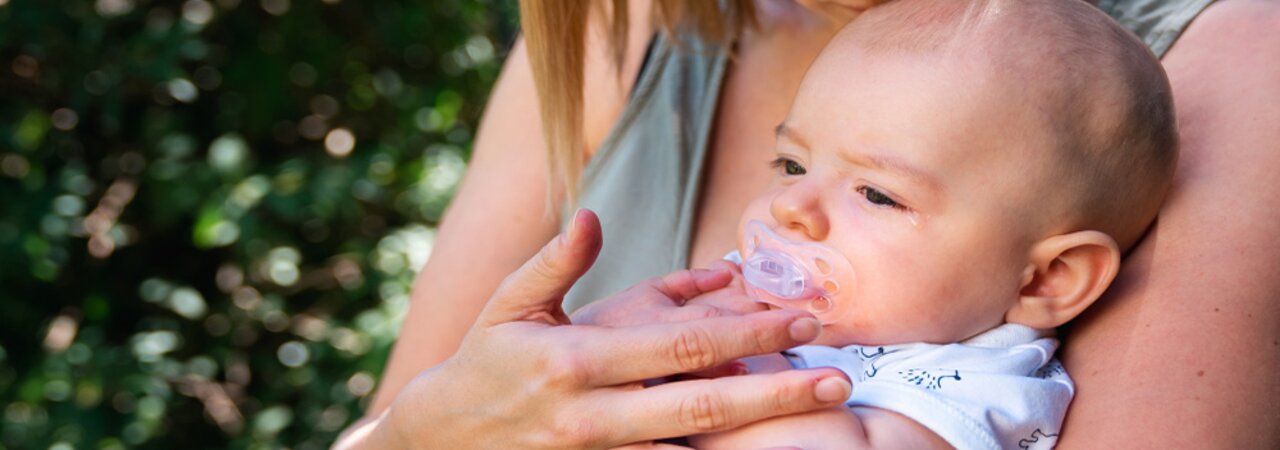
[336,365,446,449]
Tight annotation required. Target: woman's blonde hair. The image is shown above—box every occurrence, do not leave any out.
[518,0,757,206]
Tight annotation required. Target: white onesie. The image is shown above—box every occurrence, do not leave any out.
[784,324,1072,450]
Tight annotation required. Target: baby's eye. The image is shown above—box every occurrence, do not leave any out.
[769,157,807,176]
[857,186,904,209]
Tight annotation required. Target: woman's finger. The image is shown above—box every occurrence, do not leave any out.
[478,209,603,326]
[605,368,852,444]
[575,309,822,386]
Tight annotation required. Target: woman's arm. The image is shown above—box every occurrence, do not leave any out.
[365,35,561,416]
[365,0,655,416]
[1060,0,1280,447]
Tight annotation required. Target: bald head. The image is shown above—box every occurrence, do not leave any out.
[831,0,1178,250]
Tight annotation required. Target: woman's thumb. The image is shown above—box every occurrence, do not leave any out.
[479,209,603,325]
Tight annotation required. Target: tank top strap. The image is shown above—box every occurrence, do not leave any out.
[1098,0,1215,58]
[562,30,729,312]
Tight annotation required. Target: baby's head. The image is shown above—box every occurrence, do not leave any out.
[737,0,1177,346]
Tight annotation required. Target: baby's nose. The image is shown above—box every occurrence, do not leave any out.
[770,184,830,240]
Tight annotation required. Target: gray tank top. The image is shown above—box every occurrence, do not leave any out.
[562,0,1214,313]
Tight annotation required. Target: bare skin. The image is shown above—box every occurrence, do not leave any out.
[1058,0,1280,446]
[340,0,1280,448]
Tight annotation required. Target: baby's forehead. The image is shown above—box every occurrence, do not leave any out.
[821,0,1137,155]
[831,0,1130,88]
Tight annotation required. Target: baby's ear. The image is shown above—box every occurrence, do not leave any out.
[1006,231,1121,329]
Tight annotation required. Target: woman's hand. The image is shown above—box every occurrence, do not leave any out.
[338,210,853,449]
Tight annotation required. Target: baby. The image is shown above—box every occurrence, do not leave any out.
[691,0,1177,448]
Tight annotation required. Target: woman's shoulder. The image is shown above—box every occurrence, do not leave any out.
[1058,1,1280,448]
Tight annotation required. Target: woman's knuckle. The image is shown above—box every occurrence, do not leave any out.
[771,378,803,413]
[691,305,722,320]
[675,305,722,323]
[549,411,605,448]
[542,348,590,387]
[750,324,782,355]
[529,251,563,280]
[671,328,718,371]
[678,391,732,432]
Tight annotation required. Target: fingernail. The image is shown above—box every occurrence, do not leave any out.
[814,377,852,403]
[788,318,821,342]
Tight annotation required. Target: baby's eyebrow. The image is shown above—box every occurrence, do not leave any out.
[775,123,808,148]
[777,123,942,193]
[844,151,943,194]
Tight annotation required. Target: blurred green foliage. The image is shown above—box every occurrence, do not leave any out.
[0,0,516,448]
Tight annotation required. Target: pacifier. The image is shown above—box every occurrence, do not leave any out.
[740,220,856,324]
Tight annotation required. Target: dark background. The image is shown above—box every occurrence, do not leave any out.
[0,0,517,448]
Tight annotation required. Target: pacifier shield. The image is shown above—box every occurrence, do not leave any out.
[739,221,856,324]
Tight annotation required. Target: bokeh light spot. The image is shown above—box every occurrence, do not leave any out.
[182,0,215,25]
[260,0,289,15]
[193,66,222,90]
[96,0,134,17]
[131,331,180,361]
[324,128,355,158]
[187,355,219,378]
[253,405,293,437]
[310,95,340,118]
[139,278,173,303]
[168,287,208,320]
[53,195,85,217]
[51,108,79,130]
[345,372,374,397]
[289,62,317,87]
[1,154,30,178]
[65,343,92,364]
[297,115,327,140]
[277,341,309,368]
[167,78,199,103]
[137,396,166,420]
[208,133,248,171]
[44,379,72,401]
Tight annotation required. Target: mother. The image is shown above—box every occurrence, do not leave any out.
[337,0,1280,447]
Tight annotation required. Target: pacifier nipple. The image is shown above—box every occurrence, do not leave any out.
[742,249,807,299]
